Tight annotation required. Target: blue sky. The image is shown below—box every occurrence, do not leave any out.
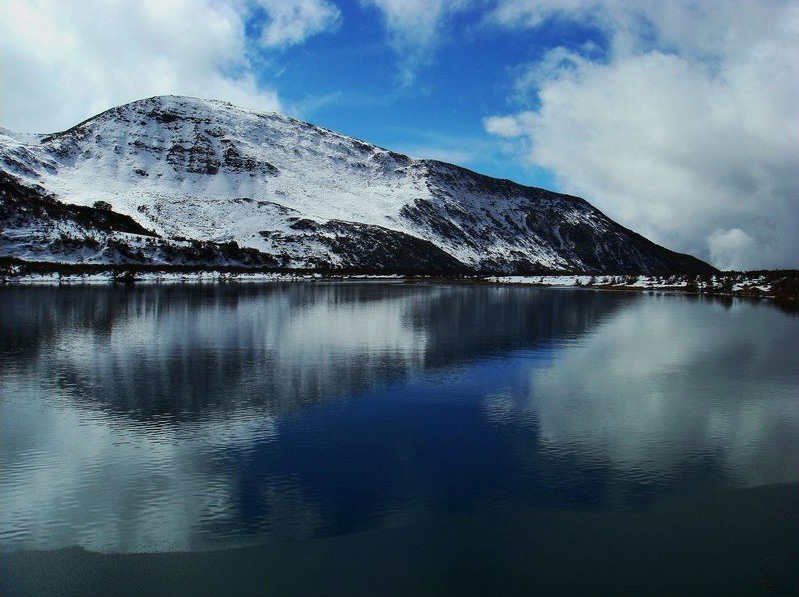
[1,0,798,269]
[242,1,591,189]
[242,2,610,190]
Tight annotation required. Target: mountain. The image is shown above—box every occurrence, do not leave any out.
[0,95,714,273]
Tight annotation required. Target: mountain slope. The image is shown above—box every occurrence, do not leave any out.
[0,95,714,273]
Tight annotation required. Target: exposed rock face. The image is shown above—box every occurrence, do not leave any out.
[0,95,714,273]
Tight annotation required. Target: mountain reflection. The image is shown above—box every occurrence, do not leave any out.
[2,284,797,554]
[0,283,623,421]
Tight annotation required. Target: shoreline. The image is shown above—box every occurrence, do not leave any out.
[1,259,796,304]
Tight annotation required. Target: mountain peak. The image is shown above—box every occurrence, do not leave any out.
[0,96,714,274]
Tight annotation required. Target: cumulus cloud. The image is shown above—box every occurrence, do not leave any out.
[707,228,758,271]
[0,0,339,134]
[484,114,530,138]
[256,0,341,47]
[484,0,799,269]
[362,0,477,83]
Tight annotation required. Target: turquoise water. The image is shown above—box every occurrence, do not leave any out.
[1,283,797,595]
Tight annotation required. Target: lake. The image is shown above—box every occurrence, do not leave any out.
[1,282,797,596]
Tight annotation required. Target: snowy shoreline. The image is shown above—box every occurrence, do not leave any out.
[1,265,796,303]
[0,269,403,286]
[484,273,788,299]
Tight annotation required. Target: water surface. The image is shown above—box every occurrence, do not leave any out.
[1,283,797,595]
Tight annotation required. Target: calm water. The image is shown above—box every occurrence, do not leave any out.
[1,283,798,595]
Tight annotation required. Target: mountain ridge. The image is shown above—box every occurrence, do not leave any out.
[0,95,714,274]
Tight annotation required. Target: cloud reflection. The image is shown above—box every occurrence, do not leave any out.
[527,296,799,487]
[2,285,795,555]
[0,283,622,552]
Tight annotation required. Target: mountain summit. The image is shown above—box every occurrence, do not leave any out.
[1,95,713,273]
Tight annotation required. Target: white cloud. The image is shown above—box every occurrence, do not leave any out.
[707,228,758,271]
[0,0,337,134]
[484,0,799,269]
[362,0,478,83]
[509,46,589,100]
[489,0,606,30]
[256,0,341,47]
[483,114,528,137]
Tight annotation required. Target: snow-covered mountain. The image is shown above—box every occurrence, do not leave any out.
[1,95,713,273]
